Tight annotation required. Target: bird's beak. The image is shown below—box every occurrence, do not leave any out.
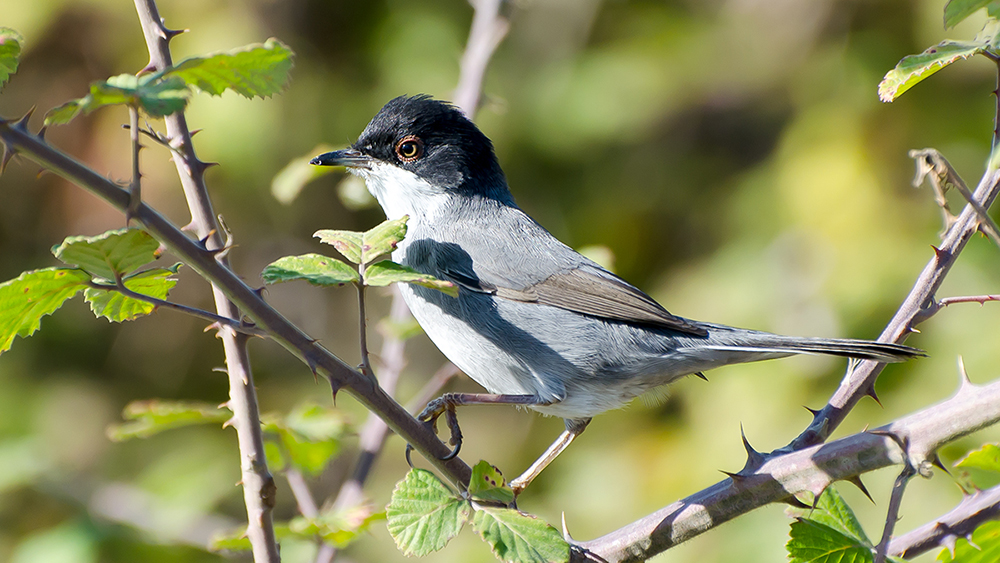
[310,148,373,169]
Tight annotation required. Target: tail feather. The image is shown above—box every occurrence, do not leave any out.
[697,326,924,364]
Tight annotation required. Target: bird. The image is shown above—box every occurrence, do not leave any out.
[311,95,922,495]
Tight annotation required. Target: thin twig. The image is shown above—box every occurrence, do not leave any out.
[286,468,319,519]
[126,105,141,224]
[85,278,268,337]
[874,462,917,563]
[132,2,279,560]
[453,0,510,115]
[938,294,1000,307]
[356,271,374,381]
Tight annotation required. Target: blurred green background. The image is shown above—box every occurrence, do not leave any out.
[2,0,1000,561]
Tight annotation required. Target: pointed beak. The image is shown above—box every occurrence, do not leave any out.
[310,148,373,169]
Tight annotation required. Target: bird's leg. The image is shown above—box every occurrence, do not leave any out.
[413,393,545,461]
[510,417,591,497]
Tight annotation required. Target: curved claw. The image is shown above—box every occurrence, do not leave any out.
[405,443,416,468]
[439,440,462,461]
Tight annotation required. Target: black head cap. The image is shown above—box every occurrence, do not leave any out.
[352,95,509,199]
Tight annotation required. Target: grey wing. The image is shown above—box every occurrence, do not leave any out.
[491,264,709,336]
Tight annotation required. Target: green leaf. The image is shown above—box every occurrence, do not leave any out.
[161,38,294,99]
[787,518,874,563]
[0,28,23,89]
[260,253,359,286]
[271,144,336,204]
[361,216,408,263]
[808,486,872,545]
[52,228,161,280]
[314,230,363,264]
[386,469,470,556]
[363,261,459,297]
[262,403,347,475]
[469,461,516,505]
[288,503,385,547]
[945,0,1000,28]
[472,506,570,563]
[0,267,90,354]
[44,73,191,125]
[936,520,1000,562]
[107,400,231,442]
[84,265,180,322]
[263,440,286,472]
[879,40,986,102]
[955,443,1000,473]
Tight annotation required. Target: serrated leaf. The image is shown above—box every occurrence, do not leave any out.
[314,230,363,264]
[386,469,470,556]
[945,0,999,28]
[472,506,570,563]
[271,144,336,204]
[44,74,191,125]
[936,520,1000,562]
[52,228,160,280]
[0,267,90,354]
[260,253,359,286]
[0,28,23,89]
[879,40,986,102]
[807,486,872,545]
[106,400,231,442]
[84,265,179,322]
[161,38,294,99]
[363,261,458,297]
[361,216,408,263]
[955,443,1000,473]
[469,461,516,505]
[787,518,874,563]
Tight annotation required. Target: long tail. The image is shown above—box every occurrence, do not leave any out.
[696,326,924,364]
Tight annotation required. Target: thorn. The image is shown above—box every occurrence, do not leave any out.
[930,453,950,475]
[222,416,235,429]
[204,321,223,333]
[782,495,811,509]
[181,221,197,233]
[217,401,231,410]
[0,143,14,174]
[37,124,48,141]
[190,128,203,137]
[139,60,157,75]
[957,356,976,394]
[199,229,218,248]
[252,286,266,299]
[164,27,188,40]
[720,470,747,484]
[740,425,765,472]
[803,405,820,416]
[810,483,831,510]
[931,245,950,261]
[212,366,228,374]
[909,326,921,334]
[561,512,575,542]
[13,107,35,131]
[865,385,882,407]
[693,371,708,381]
[845,476,874,503]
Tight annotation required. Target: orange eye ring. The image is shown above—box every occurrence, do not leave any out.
[395,135,424,162]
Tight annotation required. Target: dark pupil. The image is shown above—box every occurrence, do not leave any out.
[401,142,416,157]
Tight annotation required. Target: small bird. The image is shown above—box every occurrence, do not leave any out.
[312,95,922,495]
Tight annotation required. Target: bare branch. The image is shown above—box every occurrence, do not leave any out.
[453,0,510,115]
[889,485,1000,558]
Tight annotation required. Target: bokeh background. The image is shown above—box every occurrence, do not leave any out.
[2,0,1000,561]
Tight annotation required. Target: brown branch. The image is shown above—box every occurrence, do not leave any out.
[889,485,1000,558]
[571,374,1000,562]
[131,2,280,561]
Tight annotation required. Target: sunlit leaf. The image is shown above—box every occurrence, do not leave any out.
[472,506,569,563]
[955,443,1000,473]
[469,461,515,505]
[361,216,408,263]
[944,0,999,28]
[0,267,90,354]
[0,27,23,89]
[878,40,986,102]
[386,469,470,556]
[936,521,1000,562]
[84,264,180,322]
[314,230,363,264]
[363,261,458,297]
[52,228,161,280]
[107,400,231,442]
[44,74,190,125]
[271,144,336,204]
[787,519,873,563]
[260,253,359,286]
[162,38,294,98]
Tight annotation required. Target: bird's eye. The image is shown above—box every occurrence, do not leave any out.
[395,136,424,162]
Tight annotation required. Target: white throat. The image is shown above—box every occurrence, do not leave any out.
[351,161,450,223]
